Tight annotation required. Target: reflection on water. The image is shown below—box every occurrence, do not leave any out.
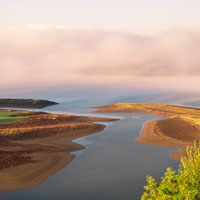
[1,91,200,200]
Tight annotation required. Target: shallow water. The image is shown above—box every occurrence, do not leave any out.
[0,114,178,199]
[1,91,199,200]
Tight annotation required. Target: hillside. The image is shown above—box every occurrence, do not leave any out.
[0,99,58,108]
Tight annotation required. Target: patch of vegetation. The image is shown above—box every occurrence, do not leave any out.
[96,103,200,116]
[0,111,115,138]
[0,110,26,124]
[96,103,200,131]
[0,99,58,108]
[142,142,200,200]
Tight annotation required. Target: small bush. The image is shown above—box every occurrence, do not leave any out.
[142,142,200,200]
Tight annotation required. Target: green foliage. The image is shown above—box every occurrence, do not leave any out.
[142,142,200,200]
[0,110,26,124]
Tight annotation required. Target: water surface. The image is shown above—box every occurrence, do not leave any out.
[2,91,199,200]
[0,113,179,200]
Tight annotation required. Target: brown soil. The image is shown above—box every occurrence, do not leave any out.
[157,118,200,142]
[137,118,200,160]
[0,111,117,193]
[95,103,200,161]
[0,151,36,170]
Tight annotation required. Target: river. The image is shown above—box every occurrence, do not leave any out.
[1,91,200,199]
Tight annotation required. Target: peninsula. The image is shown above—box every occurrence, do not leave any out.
[0,108,117,193]
[0,99,58,108]
[95,103,200,160]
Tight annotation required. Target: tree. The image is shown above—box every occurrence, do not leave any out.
[142,142,200,200]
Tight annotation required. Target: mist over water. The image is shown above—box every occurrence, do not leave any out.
[2,86,200,107]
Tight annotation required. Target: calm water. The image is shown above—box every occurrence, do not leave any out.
[1,91,200,200]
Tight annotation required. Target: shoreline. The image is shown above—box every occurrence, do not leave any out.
[0,109,117,193]
[136,120,189,160]
[95,103,200,161]
[136,117,200,160]
[0,124,106,193]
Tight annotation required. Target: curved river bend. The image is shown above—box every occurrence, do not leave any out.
[0,106,179,200]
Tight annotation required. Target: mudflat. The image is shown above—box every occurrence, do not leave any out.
[0,109,117,193]
[95,103,200,160]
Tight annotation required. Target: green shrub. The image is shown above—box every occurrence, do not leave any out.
[142,142,200,200]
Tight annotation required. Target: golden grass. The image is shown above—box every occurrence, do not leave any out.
[96,103,200,127]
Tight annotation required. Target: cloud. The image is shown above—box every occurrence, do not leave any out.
[0,26,200,91]
[25,24,71,31]
[78,30,200,77]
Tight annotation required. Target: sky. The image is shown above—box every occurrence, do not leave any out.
[1,0,200,34]
[1,0,200,94]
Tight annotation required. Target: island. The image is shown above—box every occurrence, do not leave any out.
[0,98,58,108]
[95,103,200,160]
[0,109,117,193]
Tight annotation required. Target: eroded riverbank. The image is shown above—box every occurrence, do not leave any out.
[0,109,117,193]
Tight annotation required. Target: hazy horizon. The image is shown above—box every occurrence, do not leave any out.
[1,1,200,94]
